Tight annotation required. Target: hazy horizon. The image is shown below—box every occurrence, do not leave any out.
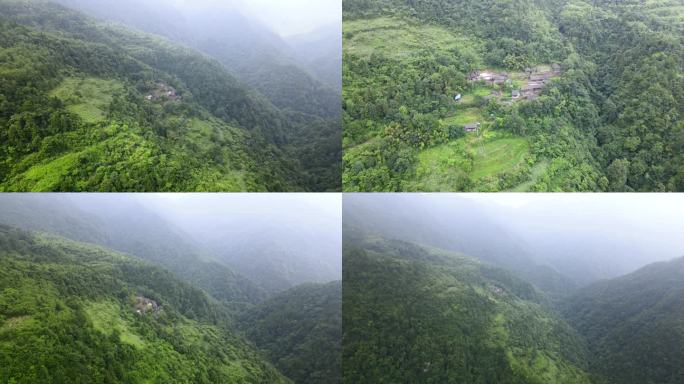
[344,193,684,284]
[173,0,341,37]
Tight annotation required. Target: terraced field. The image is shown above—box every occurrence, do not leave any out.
[49,77,124,123]
[344,17,479,60]
[405,130,530,191]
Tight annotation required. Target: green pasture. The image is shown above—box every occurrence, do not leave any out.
[50,76,123,123]
[85,301,145,348]
[406,132,529,191]
[343,17,478,60]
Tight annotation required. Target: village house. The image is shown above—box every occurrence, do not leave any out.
[522,82,545,94]
[146,82,181,102]
[529,74,548,82]
[464,122,480,132]
[135,296,160,314]
[470,71,508,85]
[490,285,504,296]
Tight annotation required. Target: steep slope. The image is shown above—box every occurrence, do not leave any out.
[287,23,343,91]
[191,218,342,294]
[562,256,684,384]
[238,281,342,384]
[487,197,684,285]
[342,0,683,192]
[343,194,578,299]
[343,234,592,383]
[0,225,290,383]
[54,0,341,119]
[0,0,337,191]
[0,194,268,306]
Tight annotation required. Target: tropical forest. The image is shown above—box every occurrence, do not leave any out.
[0,0,341,192]
[0,194,342,384]
[342,0,683,191]
[343,194,684,383]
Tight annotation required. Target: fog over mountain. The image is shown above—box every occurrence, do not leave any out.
[173,0,340,37]
[343,194,684,384]
[139,194,343,292]
[345,194,684,294]
[56,0,342,99]
[0,0,342,192]
[0,193,342,383]
[466,194,684,284]
[0,194,341,295]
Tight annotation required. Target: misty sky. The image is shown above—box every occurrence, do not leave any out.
[452,193,684,276]
[174,0,340,36]
[461,193,684,213]
[345,193,684,282]
[137,193,341,259]
[139,193,340,227]
[461,193,684,235]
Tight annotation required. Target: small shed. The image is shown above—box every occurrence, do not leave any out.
[454,94,462,102]
[552,63,561,73]
[512,90,521,99]
[464,123,481,132]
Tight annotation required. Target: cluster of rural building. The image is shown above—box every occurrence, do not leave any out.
[145,82,182,102]
[457,64,561,132]
[134,296,160,315]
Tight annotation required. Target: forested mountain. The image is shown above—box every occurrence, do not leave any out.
[286,23,343,91]
[0,194,342,383]
[344,194,578,299]
[54,0,342,119]
[176,217,342,294]
[0,0,341,192]
[483,196,684,285]
[0,225,290,383]
[562,256,684,384]
[0,194,268,306]
[238,282,342,384]
[342,234,592,383]
[343,194,684,383]
[342,0,683,191]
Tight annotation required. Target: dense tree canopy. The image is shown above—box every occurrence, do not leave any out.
[342,235,592,383]
[0,225,291,384]
[0,0,341,192]
[238,282,342,384]
[562,256,684,384]
[342,0,683,191]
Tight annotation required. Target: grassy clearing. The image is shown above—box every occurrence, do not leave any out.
[1,316,31,330]
[442,108,486,127]
[17,152,80,191]
[50,77,123,123]
[406,133,529,191]
[471,138,529,180]
[404,139,471,191]
[85,301,145,348]
[344,17,478,60]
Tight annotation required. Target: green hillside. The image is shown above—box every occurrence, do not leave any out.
[0,225,290,383]
[238,281,342,384]
[342,235,592,383]
[562,256,684,384]
[0,0,339,192]
[0,194,269,307]
[342,0,684,191]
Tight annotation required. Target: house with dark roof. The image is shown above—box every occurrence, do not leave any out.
[464,123,481,132]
